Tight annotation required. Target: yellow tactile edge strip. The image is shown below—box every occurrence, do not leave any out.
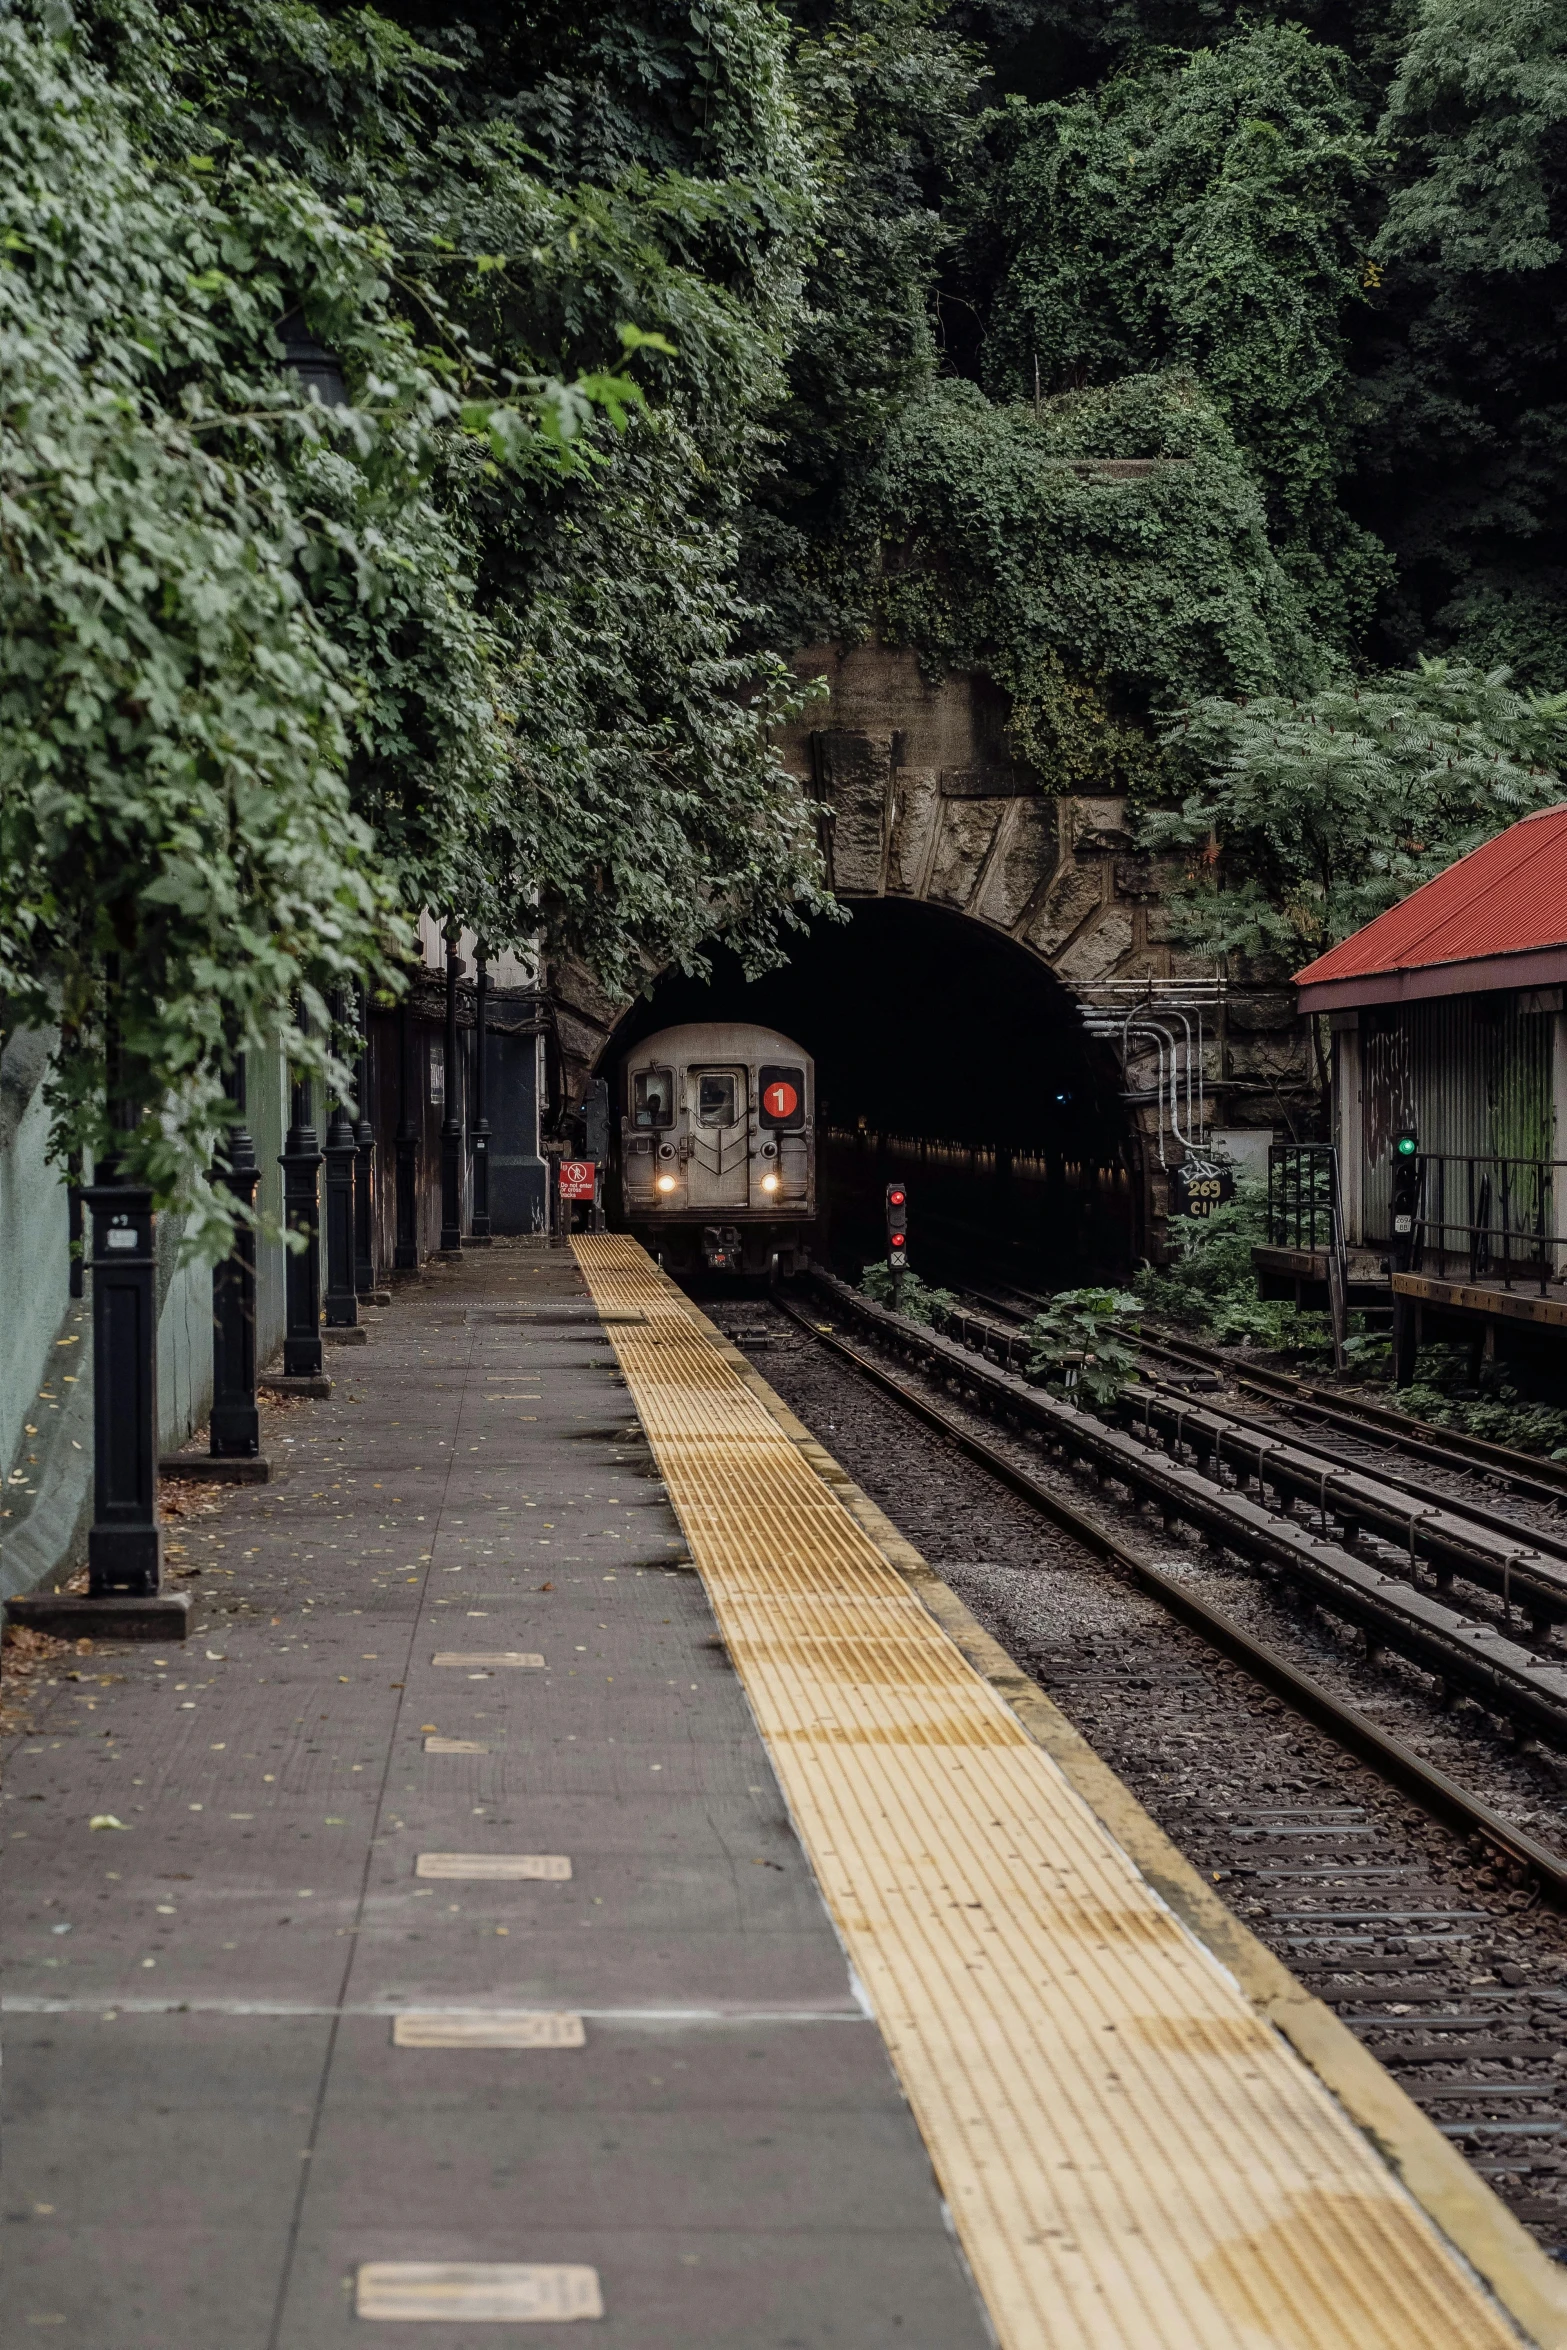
[574,1236,1560,2350]
[731,1331,1567,2350]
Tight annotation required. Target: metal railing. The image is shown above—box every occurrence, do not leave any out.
[1266,1143,1348,1366]
[1267,1143,1337,1256]
[1414,1154,1567,1294]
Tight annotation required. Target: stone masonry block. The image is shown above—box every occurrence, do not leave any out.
[1055,909,1137,986]
[888,768,941,896]
[927,800,1008,911]
[817,730,892,895]
[974,800,1061,930]
[1022,862,1104,959]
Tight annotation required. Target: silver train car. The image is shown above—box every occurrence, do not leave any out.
[618,1022,816,1274]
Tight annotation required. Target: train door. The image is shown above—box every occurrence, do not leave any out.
[685,1066,750,1209]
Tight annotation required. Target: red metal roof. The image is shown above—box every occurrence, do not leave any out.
[1293,803,1567,1011]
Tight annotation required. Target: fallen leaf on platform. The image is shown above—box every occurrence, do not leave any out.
[89,1815,129,1831]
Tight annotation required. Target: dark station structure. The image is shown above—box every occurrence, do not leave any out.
[1277,803,1567,1373]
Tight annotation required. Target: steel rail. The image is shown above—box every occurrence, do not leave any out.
[1145,1333,1567,1507]
[772,1286,1567,1907]
[948,1291,1567,1619]
[1133,1359,1567,1564]
[793,1272,1567,1744]
[1120,1380,1567,1627]
[961,1276,1567,1511]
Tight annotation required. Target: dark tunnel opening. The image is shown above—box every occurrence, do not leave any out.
[599,898,1141,1286]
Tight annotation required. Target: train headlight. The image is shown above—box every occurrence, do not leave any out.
[656,1175,678,1195]
[760,1173,780,1194]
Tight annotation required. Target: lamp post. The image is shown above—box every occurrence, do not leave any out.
[322,988,361,1337]
[469,944,492,1244]
[353,982,378,1299]
[280,1002,325,1379]
[439,921,464,1257]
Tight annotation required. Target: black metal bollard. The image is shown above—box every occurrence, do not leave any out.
[280,1010,324,1377]
[469,946,492,1244]
[67,1149,85,1301]
[84,1173,162,1593]
[5,1160,193,1638]
[394,998,420,1271]
[354,983,377,1297]
[439,922,464,1255]
[323,991,360,1331]
[210,1049,261,1457]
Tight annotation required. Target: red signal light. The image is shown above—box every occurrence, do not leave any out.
[885,1181,910,1270]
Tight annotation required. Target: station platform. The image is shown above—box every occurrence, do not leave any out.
[4,1236,1564,2347]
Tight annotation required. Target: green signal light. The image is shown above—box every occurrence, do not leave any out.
[1396,1133,1418,1156]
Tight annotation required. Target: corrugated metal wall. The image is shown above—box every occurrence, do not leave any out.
[1361,997,1555,1250]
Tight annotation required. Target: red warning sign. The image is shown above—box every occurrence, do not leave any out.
[762,1080,798,1120]
[558,1160,596,1200]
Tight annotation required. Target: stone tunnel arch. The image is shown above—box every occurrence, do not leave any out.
[589,897,1142,1278]
[546,641,1312,1265]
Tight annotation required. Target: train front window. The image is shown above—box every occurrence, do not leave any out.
[632,1069,674,1129]
[695,1072,738,1127]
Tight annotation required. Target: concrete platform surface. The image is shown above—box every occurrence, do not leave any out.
[2,1241,987,2349]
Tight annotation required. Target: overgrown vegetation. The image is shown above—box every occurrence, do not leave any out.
[1133,1180,1331,1351]
[1021,1286,1142,1405]
[1142,661,1567,962]
[1393,1350,1567,1462]
[977,28,1385,649]
[859,1260,958,1325]
[1,0,835,1233]
[14,0,1567,1230]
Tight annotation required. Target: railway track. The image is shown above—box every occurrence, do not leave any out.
[719,1287,1567,2251]
[966,1272,1567,1509]
[953,1292,1567,1589]
[806,1270,1567,1755]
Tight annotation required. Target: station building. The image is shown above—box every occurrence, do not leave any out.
[1293,802,1567,1359]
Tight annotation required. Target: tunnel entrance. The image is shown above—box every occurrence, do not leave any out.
[599,898,1140,1286]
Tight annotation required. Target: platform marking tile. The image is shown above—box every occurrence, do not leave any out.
[415,1852,572,1881]
[423,1737,496,1753]
[431,1651,543,1669]
[355,2264,602,2322]
[573,1232,1521,2350]
[393,2011,586,2049]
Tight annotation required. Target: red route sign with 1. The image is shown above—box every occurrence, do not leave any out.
[763,1081,798,1120]
[558,1160,596,1200]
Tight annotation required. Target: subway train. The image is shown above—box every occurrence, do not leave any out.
[618,1022,816,1275]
